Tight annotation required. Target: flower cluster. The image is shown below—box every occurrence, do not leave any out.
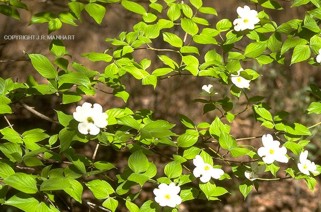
[193,155,224,183]
[73,102,108,135]
[298,150,318,175]
[153,183,182,207]
[257,134,288,164]
[233,5,260,31]
[202,84,214,94]
[231,69,251,89]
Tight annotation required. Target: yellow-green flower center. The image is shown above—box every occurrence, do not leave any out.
[87,117,94,123]
[164,194,171,200]
[243,18,249,23]
[204,165,211,171]
[237,77,242,82]
[269,149,275,154]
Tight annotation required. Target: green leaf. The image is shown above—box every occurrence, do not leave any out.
[0,5,20,20]
[183,147,201,159]
[167,4,181,21]
[68,2,85,19]
[199,182,227,200]
[179,114,195,128]
[82,52,112,62]
[177,130,199,148]
[5,194,39,211]
[118,116,140,130]
[85,3,106,24]
[0,162,15,178]
[181,18,199,35]
[29,54,58,79]
[86,179,115,199]
[4,173,38,194]
[180,187,199,201]
[0,127,22,143]
[126,200,139,212]
[219,133,236,150]
[163,32,183,48]
[103,198,118,212]
[292,0,310,7]
[307,102,321,114]
[164,161,182,178]
[199,6,217,15]
[59,12,77,26]
[58,72,91,88]
[50,40,67,57]
[253,104,273,122]
[64,179,83,203]
[142,75,157,88]
[48,18,62,32]
[190,0,202,9]
[216,19,232,32]
[291,45,311,64]
[121,0,146,15]
[40,177,69,191]
[239,184,253,199]
[140,120,175,139]
[182,55,199,76]
[181,4,193,18]
[244,42,267,58]
[128,150,149,173]
[128,173,150,186]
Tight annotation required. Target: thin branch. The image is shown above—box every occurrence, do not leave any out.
[21,102,58,124]
[236,135,262,141]
[92,143,100,161]
[4,116,14,129]
[308,121,321,129]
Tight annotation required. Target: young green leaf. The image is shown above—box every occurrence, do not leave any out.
[29,54,58,79]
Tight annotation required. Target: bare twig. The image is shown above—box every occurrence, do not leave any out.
[4,116,14,129]
[92,143,100,161]
[21,102,58,123]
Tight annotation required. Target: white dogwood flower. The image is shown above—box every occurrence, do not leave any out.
[153,183,182,208]
[257,134,288,164]
[244,171,258,181]
[231,69,251,89]
[298,150,318,175]
[316,49,321,63]
[202,84,214,94]
[233,5,260,31]
[193,155,224,183]
[73,102,108,135]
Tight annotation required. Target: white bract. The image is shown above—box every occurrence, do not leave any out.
[233,5,260,31]
[244,171,258,181]
[231,69,251,89]
[202,84,214,94]
[193,155,224,183]
[316,49,321,63]
[257,134,288,164]
[153,183,182,208]
[73,102,108,135]
[297,150,318,175]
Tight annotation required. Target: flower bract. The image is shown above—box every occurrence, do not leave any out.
[231,69,251,89]
[316,49,321,63]
[233,5,260,31]
[257,134,288,164]
[193,155,224,183]
[73,102,108,135]
[153,183,182,208]
[297,150,318,175]
[202,84,214,94]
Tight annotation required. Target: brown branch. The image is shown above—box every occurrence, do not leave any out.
[20,102,58,124]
